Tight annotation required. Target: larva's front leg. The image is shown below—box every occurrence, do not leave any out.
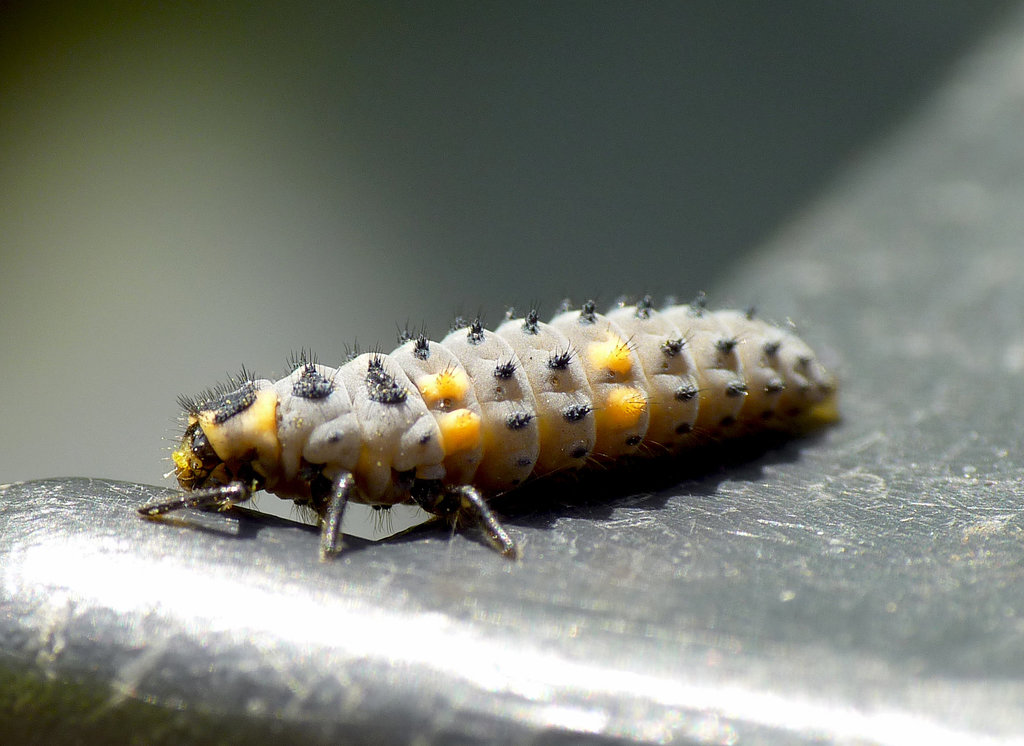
[318,472,354,561]
[411,480,519,560]
[138,481,251,517]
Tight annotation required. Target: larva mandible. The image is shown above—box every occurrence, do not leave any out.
[139,295,838,560]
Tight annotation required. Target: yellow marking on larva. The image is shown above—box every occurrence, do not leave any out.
[438,408,482,454]
[588,334,633,376]
[416,368,470,410]
[200,389,281,462]
[804,393,841,427]
[598,386,648,430]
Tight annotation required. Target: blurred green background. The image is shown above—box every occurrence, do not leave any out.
[0,1,1011,486]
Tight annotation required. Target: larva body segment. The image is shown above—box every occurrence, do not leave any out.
[338,354,446,502]
[548,303,652,458]
[604,302,700,449]
[660,304,747,437]
[494,314,597,475]
[148,299,838,560]
[389,337,484,486]
[439,323,541,491]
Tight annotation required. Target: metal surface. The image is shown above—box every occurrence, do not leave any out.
[6,7,1024,745]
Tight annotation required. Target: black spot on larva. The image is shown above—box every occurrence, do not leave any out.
[326,431,342,444]
[515,457,534,468]
[726,381,748,398]
[763,340,782,357]
[745,306,757,320]
[419,431,433,445]
[292,366,333,400]
[570,445,588,459]
[716,337,738,354]
[625,434,642,446]
[719,416,736,427]
[414,335,431,360]
[366,357,407,404]
[548,348,572,370]
[674,422,692,434]
[674,384,698,402]
[635,295,654,320]
[661,338,685,357]
[765,378,785,394]
[579,300,597,325]
[563,403,592,422]
[797,355,813,370]
[207,381,257,424]
[522,309,540,335]
[494,360,517,379]
[505,412,534,430]
[467,319,485,345]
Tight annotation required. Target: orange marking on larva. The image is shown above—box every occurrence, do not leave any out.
[601,385,648,430]
[438,408,482,454]
[588,335,633,376]
[200,389,281,463]
[417,368,470,410]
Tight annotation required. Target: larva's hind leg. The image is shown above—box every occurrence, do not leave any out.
[137,481,250,517]
[412,480,519,560]
[318,472,354,561]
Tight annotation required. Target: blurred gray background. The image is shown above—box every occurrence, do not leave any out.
[0,1,1013,487]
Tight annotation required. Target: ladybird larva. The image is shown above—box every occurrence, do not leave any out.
[140,296,838,560]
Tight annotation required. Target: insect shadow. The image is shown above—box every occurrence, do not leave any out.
[370,431,824,554]
[491,431,820,533]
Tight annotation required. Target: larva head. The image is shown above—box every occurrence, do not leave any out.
[171,419,227,490]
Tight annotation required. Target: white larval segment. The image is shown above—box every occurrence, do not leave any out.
[605,303,700,450]
[713,310,788,429]
[660,304,746,436]
[274,364,359,483]
[336,354,444,502]
[495,315,597,474]
[390,337,484,485]
[549,306,651,458]
[440,325,540,490]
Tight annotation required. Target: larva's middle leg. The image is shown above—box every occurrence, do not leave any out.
[411,480,519,560]
[318,472,354,561]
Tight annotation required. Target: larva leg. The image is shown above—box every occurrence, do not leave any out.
[137,481,250,517]
[319,472,354,561]
[451,485,519,560]
[411,480,519,560]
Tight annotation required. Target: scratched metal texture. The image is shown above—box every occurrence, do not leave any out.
[6,9,1024,746]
